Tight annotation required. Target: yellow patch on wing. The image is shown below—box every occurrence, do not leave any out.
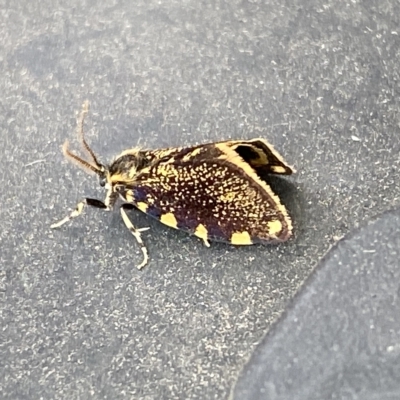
[137,202,148,213]
[160,212,178,228]
[194,223,210,247]
[267,219,283,236]
[182,147,203,162]
[231,231,252,245]
[270,166,287,174]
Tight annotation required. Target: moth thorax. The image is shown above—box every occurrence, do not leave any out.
[109,154,142,182]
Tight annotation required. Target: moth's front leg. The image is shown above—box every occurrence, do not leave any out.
[120,204,150,270]
[51,198,107,229]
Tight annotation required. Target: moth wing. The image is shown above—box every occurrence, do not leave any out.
[224,138,295,175]
[142,138,294,175]
[129,143,293,245]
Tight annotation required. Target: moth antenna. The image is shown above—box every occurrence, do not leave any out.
[77,101,102,168]
[62,140,101,175]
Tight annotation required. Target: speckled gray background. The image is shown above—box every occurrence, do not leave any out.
[0,0,399,399]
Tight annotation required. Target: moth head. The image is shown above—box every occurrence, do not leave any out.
[61,137,121,210]
[62,141,144,197]
[60,102,146,199]
[107,150,144,186]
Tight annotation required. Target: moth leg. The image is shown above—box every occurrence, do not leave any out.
[51,198,107,229]
[120,204,150,270]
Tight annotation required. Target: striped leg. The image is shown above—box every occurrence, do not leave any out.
[120,204,150,269]
[51,198,107,228]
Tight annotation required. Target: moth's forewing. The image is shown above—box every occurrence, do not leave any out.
[124,142,293,245]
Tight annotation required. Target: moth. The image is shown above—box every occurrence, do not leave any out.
[51,102,295,269]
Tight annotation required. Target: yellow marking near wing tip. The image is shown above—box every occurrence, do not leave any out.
[160,212,178,229]
[271,166,287,174]
[137,202,148,213]
[182,147,203,162]
[231,231,252,245]
[194,223,210,247]
[267,219,283,236]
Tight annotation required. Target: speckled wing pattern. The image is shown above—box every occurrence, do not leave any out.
[125,140,293,246]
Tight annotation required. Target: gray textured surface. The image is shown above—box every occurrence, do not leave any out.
[233,208,400,400]
[0,0,399,399]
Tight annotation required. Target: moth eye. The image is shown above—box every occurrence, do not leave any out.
[114,184,125,192]
[99,177,106,187]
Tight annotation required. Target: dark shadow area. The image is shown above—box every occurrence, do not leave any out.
[233,208,400,400]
